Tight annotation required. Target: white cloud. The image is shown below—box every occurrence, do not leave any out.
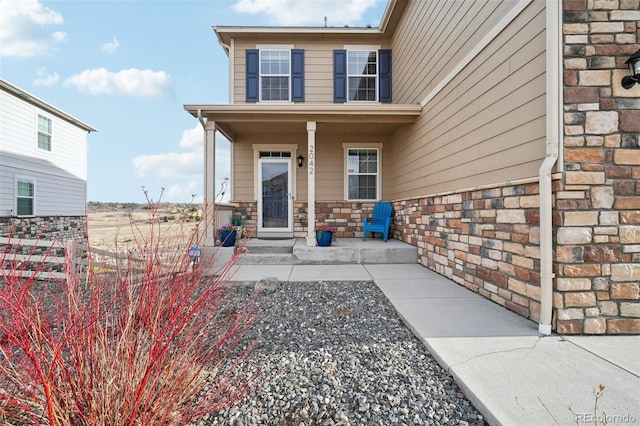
[33,67,59,87]
[179,125,204,150]
[0,0,66,58]
[64,68,172,98]
[132,123,231,202]
[232,0,379,26]
[133,151,200,179]
[101,36,119,53]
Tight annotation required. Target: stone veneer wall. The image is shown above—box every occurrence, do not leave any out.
[558,0,640,334]
[391,1,640,335]
[392,182,544,323]
[231,201,381,238]
[0,216,87,258]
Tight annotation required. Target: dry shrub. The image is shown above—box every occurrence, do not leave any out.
[0,202,262,425]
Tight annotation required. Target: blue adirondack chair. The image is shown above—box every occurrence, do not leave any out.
[362,202,393,241]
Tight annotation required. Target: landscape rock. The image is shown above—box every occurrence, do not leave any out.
[254,276,280,292]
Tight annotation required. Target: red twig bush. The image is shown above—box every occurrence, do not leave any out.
[0,201,261,425]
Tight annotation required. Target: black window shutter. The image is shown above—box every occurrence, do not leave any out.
[379,49,392,103]
[291,49,305,102]
[333,49,347,103]
[246,49,259,102]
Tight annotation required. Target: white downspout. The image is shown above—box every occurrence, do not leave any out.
[538,0,562,335]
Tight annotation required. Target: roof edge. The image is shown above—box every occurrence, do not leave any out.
[0,78,98,132]
[184,103,422,116]
[379,0,398,33]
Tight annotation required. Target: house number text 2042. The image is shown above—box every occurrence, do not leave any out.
[308,145,314,175]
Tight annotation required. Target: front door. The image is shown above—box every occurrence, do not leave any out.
[258,157,293,237]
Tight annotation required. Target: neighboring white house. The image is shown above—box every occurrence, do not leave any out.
[0,77,97,243]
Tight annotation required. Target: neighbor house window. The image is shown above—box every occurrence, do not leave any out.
[16,177,35,216]
[347,50,377,101]
[38,114,52,151]
[246,48,305,102]
[346,148,379,200]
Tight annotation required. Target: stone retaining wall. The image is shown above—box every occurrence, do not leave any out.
[0,215,87,258]
[0,216,87,242]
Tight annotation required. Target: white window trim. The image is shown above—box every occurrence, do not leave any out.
[256,44,295,103]
[344,46,380,103]
[15,175,36,217]
[36,113,53,152]
[343,143,382,201]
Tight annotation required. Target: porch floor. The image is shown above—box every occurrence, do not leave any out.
[239,237,418,265]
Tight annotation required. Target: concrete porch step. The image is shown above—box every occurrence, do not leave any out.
[238,238,418,265]
[242,238,294,254]
[238,253,298,265]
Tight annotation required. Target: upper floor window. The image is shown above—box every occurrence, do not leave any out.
[261,49,290,101]
[246,48,304,103]
[38,114,52,151]
[347,50,377,101]
[334,48,392,103]
[16,177,35,216]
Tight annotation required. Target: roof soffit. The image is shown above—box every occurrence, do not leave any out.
[184,103,421,139]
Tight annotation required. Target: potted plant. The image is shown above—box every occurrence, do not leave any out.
[315,223,336,247]
[217,223,237,247]
[231,216,243,238]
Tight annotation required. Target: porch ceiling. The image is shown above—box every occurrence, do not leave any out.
[183,103,422,140]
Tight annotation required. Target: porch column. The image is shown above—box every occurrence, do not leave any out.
[204,122,216,246]
[306,121,316,247]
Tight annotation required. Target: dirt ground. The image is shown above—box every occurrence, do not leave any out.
[87,210,200,252]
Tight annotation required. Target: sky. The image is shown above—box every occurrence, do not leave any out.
[0,0,386,204]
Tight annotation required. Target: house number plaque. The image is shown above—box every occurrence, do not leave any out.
[308,144,315,175]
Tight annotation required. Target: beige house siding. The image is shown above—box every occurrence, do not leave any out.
[392,0,523,104]
[231,133,392,202]
[389,0,546,199]
[232,39,391,104]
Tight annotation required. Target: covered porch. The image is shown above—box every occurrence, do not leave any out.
[183,103,421,247]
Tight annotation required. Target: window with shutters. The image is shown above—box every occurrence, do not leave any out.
[333,48,391,103]
[347,50,377,101]
[246,48,304,103]
[261,49,290,101]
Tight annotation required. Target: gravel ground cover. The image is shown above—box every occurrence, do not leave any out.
[199,280,485,426]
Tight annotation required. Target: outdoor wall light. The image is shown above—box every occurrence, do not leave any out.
[621,49,640,89]
[297,154,304,168]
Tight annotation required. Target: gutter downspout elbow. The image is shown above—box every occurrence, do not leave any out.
[197,109,206,129]
[539,0,562,336]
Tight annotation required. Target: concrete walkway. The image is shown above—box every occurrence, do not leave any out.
[224,261,640,426]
